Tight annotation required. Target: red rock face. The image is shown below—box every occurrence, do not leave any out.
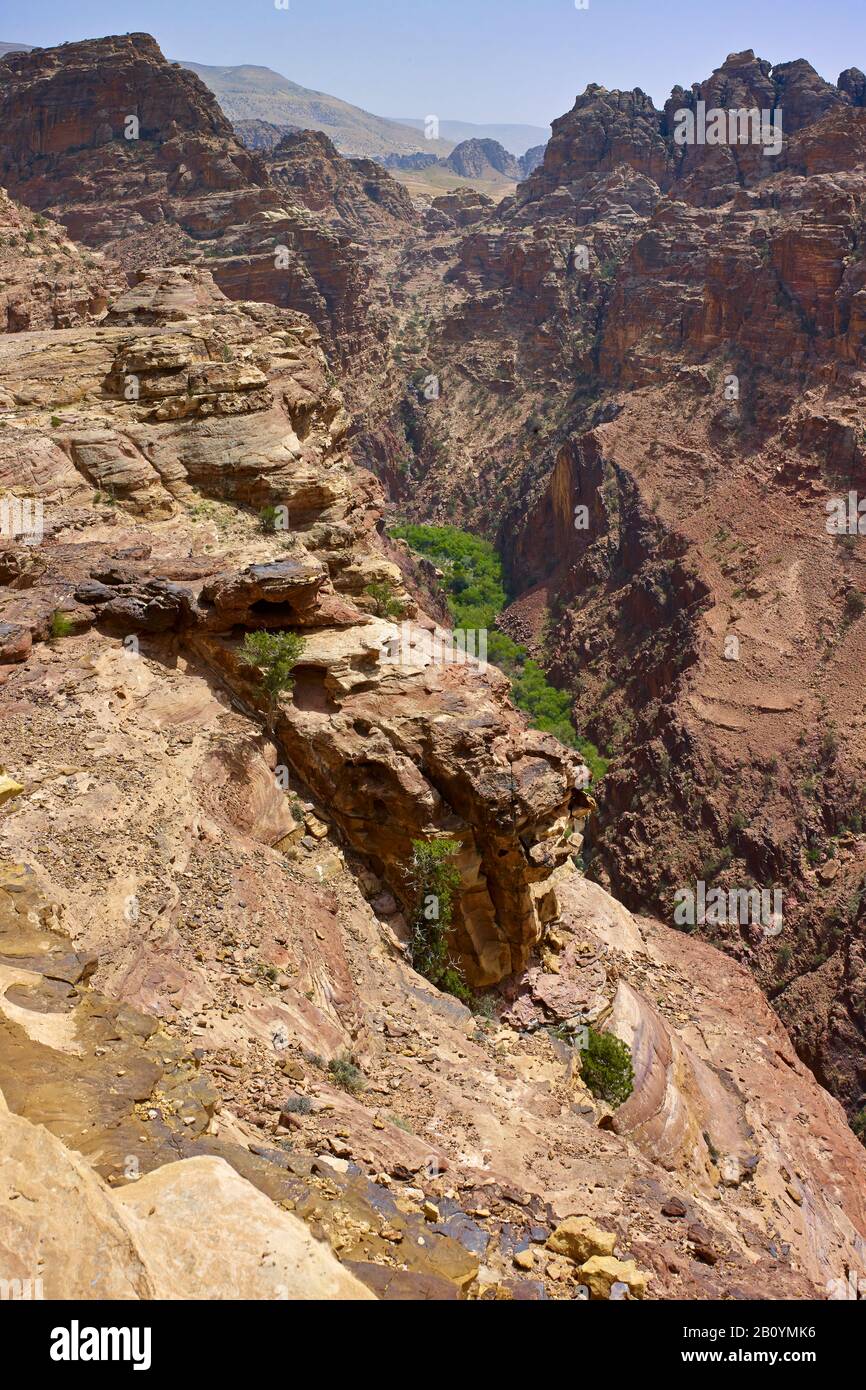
[0,33,264,208]
[266,129,418,239]
[520,84,675,198]
[0,186,123,331]
[373,51,866,1117]
[2,34,228,139]
[0,34,401,398]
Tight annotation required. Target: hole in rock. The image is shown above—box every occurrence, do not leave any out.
[291,664,341,714]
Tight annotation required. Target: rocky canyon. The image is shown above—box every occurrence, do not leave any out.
[1,29,865,1311]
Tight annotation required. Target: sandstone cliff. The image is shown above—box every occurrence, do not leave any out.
[0,34,399,405]
[0,257,864,1301]
[0,186,122,331]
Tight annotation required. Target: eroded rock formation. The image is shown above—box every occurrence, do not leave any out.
[0,34,397,400]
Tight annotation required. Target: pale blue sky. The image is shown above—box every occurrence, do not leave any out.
[1,0,864,127]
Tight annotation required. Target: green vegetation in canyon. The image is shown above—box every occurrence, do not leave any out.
[391,523,606,780]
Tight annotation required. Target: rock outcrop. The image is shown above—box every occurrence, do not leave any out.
[442,139,522,182]
[519,144,547,178]
[0,264,586,984]
[0,187,122,331]
[0,34,402,397]
[266,130,419,240]
[0,1088,373,1300]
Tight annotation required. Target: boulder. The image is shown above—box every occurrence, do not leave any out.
[546,1216,616,1263]
[0,1090,373,1300]
[579,1255,649,1300]
[115,1156,375,1300]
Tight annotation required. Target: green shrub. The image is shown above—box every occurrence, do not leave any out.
[390,524,606,779]
[579,1027,635,1107]
[365,578,404,619]
[327,1054,365,1094]
[259,504,284,534]
[389,523,505,630]
[438,966,473,1004]
[407,836,468,997]
[471,992,499,1020]
[821,727,839,760]
[239,629,304,722]
[49,610,75,641]
[281,1095,313,1115]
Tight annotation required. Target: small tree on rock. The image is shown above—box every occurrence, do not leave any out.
[365,578,404,619]
[239,629,304,726]
[406,837,469,1000]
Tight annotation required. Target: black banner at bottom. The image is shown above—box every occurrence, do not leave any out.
[4,1295,858,1376]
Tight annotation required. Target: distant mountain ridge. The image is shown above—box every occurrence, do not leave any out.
[177,59,454,159]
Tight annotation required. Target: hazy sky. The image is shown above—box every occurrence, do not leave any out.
[1,0,864,128]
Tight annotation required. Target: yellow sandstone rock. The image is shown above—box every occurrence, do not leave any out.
[579,1255,649,1300]
[0,775,23,806]
[546,1215,616,1263]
